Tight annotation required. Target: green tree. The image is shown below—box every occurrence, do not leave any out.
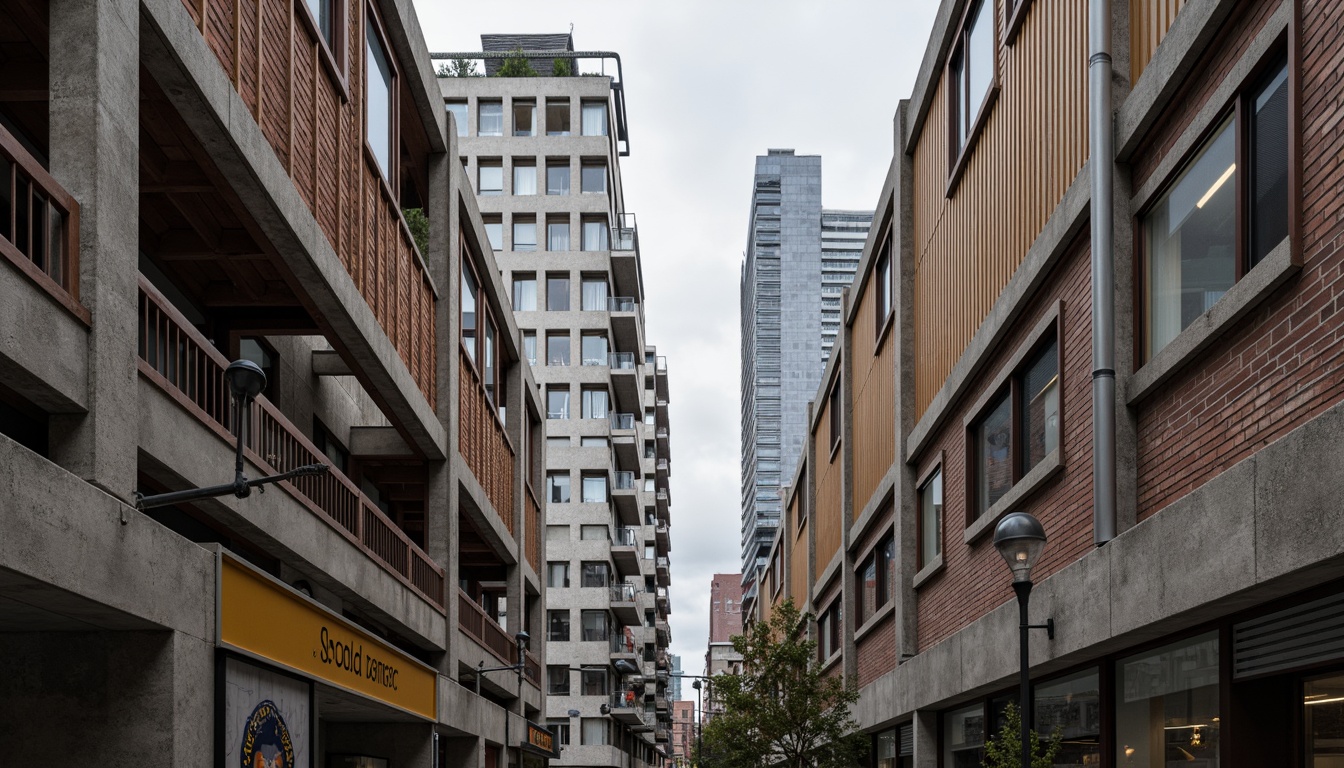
[437,57,480,77]
[700,600,868,768]
[402,208,429,255]
[551,58,572,76]
[981,702,1060,768]
[495,47,538,77]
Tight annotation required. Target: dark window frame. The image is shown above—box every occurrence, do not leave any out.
[459,247,507,413]
[547,609,570,642]
[1002,0,1034,47]
[827,378,842,458]
[873,226,895,349]
[916,460,944,571]
[945,0,1000,197]
[296,0,349,98]
[854,529,894,626]
[362,1,398,191]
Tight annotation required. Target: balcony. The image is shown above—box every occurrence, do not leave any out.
[656,583,670,608]
[611,469,639,525]
[655,356,669,401]
[0,125,88,325]
[655,489,670,524]
[610,581,640,624]
[460,348,517,534]
[610,352,640,412]
[656,427,670,464]
[610,412,641,472]
[610,625,641,674]
[656,398,669,430]
[609,296,641,353]
[656,458,670,488]
[612,526,641,575]
[608,690,651,730]
[655,522,670,552]
[458,589,541,689]
[655,620,671,646]
[137,276,445,610]
[610,213,641,298]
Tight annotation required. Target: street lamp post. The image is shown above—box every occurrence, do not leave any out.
[993,512,1054,768]
[691,679,703,766]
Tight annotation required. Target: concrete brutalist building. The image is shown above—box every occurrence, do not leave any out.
[438,34,675,768]
[739,150,871,587]
[0,0,563,766]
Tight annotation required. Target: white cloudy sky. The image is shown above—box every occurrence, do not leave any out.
[410,0,939,688]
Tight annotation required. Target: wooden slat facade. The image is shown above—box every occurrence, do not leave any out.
[912,0,1089,418]
[180,0,437,406]
[788,486,808,607]
[1131,0,1188,85]
[813,403,842,582]
[848,273,895,515]
[459,349,517,533]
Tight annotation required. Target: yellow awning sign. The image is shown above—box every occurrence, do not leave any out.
[219,554,437,720]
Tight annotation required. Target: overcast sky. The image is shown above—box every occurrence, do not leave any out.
[410,0,939,690]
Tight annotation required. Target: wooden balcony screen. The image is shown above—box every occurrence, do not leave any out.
[789,490,808,605]
[849,277,895,515]
[137,275,445,611]
[178,0,437,406]
[813,412,842,582]
[457,588,541,688]
[0,124,86,324]
[525,486,541,573]
[459,349,516,534]
[1131,0,1188,85]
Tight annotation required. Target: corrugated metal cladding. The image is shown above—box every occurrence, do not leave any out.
[911,0,1089,418]
[899,723,913,756]
[1233,592,1344,678]
[1131,0,1188,84]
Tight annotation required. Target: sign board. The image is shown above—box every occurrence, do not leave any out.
[522,721,560,758]
[219,554,437,720]
[223,656,312,768]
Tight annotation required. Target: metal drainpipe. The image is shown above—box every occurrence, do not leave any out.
[1090,0,1117,545]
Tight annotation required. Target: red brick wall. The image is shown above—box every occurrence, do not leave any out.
[1135,0,1344,520]
[914,239,1095,651]
[856,615,895,688]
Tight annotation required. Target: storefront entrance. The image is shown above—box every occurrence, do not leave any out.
[1305,673,1344,767]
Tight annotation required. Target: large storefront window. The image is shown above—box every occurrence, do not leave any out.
[1115,632,1219,766]
[944,703,985,768]
[1035,668,1100,767]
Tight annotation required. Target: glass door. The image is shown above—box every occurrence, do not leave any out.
[1305,673,1344,767]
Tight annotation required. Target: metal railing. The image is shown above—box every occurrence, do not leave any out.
[610,626,640,654]
[137,276,445,610]
[612,470,635,490]
[610,352,636,370]
[607,296,636,313]
[0,124,85,323]
[610,582,639,603]
[613,526,639,547]
[610,412,636,431]
[613,213,638,252]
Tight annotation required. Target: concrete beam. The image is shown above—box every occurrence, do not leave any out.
[311,349,353,377]
[351,426,414,457]
[0,269,88,413]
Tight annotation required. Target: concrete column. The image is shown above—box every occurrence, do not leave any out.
[912,710,938,768]
[892,103,920,660]
[1110,3,1140,535]
[838,287,858,683]
[46,0,140,501]
[426,146,454,677]
[442,735,483,768]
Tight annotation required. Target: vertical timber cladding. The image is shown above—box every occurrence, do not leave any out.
[813,401,842,582]
[182,0,438,406]
[1131,0,1189,85]
[788,488,808,605]
[848,275,895,516]
[911,0,1089,418]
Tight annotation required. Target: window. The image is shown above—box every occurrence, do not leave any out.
[546,333,570,366]
[817,602,841,661]
[523,331,537,366]
[478,161,503,196]
[547,472,571,503]
[546,99,571,136]
[547,217,570,251]
[1035,669,1100,766]
[1115,634,1218,766]
[513,217,537,251]
[828,383,841,454]
[512,100,536,136]
[239,337,279,401]
[548,720,570,747]
[546,524,569,542]
[582,278,609,311]
[581,101,608,136]
[580,610,609,641]
[478,100,503,136]
[582,475,608,504]
[546,386,570,419]
[580,524,608,541]
[581,161,607,194]
[581,334,608,366]
[513,161,537,195]
[547,665,570,695]
[855,533,893,624]
[303,0,339,54]
[582,217,609,251]
[483,217,502,251]
[460,262,478,361]
[512,275,536,312]
[875,235,893,330]
[581,667,608,696]
[547,609,570,641]
[446,101,468,137]
[582,437,607,449]
[948,0,994,163]
[546,561,569,588]
[547,161,571,195]
[364,15,394,180]
[548,436,571,449]
[943,703,985,768]
[580,718,608,746]
[582,388,610,420]
[970,333,1059,519]
[919,468,943,568]
[547,275,570,311]
[1142,55,1288,360]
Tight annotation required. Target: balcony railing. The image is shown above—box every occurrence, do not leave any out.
[0,125,86,324]
[136,276,445,610]
[613,213,638,252]
[656,356,667,373]
[610,582,638,603]
[612,470,635,491]
[610,412,636,431]
[609,689,645,713]
[458,589,541,688]
[460,348,516,532]
[611,626,640,654]
[610,352,636,370]
[525,486,541,573]
[607,296,636,313]
[613,526,639,547]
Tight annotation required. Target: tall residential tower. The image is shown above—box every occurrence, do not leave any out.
[739,150,871,583]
